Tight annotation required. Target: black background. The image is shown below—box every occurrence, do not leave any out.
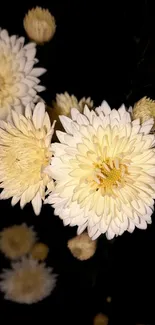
[0,1,155,324]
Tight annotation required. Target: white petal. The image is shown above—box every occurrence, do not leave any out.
[26,48,37,61]
[106,227,115,240]
[83,105,91,119]
[35,85,46,92]
[136,219,147,229]
[92,230,101,240]
[25,104,33,119]
[11,196,20,206]
[30,68,47,77]
[11,110,20,129]
[77,223,88,235]
[24,42,36,50]
[59,115,73,134]
[140,122,153,134]
[10,35,17,47]
[100,100,111,115]
[32,192,42,215]
[16,83,29,97]
[32,102,45,129]
[71,108,80,121]
[24,60,35,74]
[1,29,9,42]
[77,114,89,125]
[127,220,135,233]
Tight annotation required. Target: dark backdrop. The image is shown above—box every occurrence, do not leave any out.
[0,1,155,324]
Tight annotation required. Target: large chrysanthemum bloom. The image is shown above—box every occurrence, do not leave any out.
[0,28,46,120]
[24,7,56,44]
[0,224,37,259]
[0,257,57,304]
[131,96,155,131]
[45,101,155,240]
[0,102,55,215]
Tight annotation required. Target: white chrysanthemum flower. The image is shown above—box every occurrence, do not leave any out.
[0,224,37,259]
[0,28,46,120]
[0,257,57,304]
[45,101,155,240]
[47,92,94,137]
[24,7,56,44]
[0,102,55,215]
[52,92,93,116]
[131,96,155,131]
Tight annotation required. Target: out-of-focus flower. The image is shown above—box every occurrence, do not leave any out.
[31,243,49,261]
[132,96,155,131]
[0,28,46,120]
[106,296,112,303]
[45,101,155,240]
[67,233,96,260]
[0,102,55,215]
[47,92,93,134]
[93,313,109,325]
[24,7,56,44]
[0,224,36,259]
[0,257,57,304]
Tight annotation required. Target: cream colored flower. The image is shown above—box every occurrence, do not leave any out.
[52,92,93,116]
[47,92,93,137]
[24,7,56,45]
[67,232,96,260]
[0,102,55,215]
[31,243,49,261]
[93,313,109,325]
[45,101,155,240]
[0,224,36,259]
[0,257,57,304]
[132,96,155,131]
[0,28,46,120]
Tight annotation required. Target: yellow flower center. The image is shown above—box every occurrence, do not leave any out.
[91,158,128,195]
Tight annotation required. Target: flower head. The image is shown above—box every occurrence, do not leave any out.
[45,101,155,240]
[47,92,93,138]
[0,28,46,120]
[132,96,155,131]
[0,102,55,215]
[31,242,49,261]
[0,224,36,259]
[0,257,57,304]
[94,313,109,325]
[52,92,93,116]
[67,233,96,260]
[24,7,56,44]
